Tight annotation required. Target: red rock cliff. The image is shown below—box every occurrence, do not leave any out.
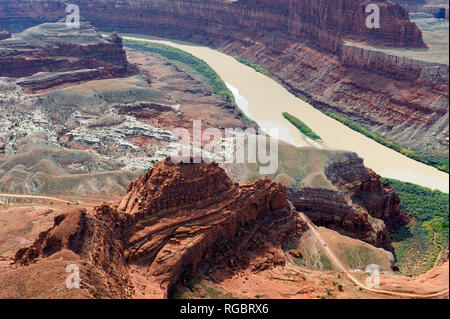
[2,157,412,298]
[289,152,411,251]
[7,159,296,298]
[0,0,426,50]
[0,20,132,91]
[222,36,448,157]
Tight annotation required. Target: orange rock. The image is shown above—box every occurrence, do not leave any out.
[8,158,292,298]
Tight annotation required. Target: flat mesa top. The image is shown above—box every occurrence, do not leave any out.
[0,21,108,48]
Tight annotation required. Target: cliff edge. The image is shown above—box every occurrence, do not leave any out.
[0,20,133,92]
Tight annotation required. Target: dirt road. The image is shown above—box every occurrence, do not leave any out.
[298,212,449,299]
[432,232,444,269]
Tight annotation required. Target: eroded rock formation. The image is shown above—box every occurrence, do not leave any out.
[6,158,295,298]
[0,0,426,50]
[289,152,410,251]
[223,36,449,157]
[0,20,133,92]
[13,207,132,298]
[1,155,413,298]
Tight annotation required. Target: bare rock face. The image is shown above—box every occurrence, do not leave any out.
[117,158,288,297]
[12,208,132,298]
[289,187,392,251]
[324,153,409,229]
[223,36,449,158]
[2,157,412,298]
[15,209,88,266]
[289,152,410,252]
[117,158,236,216]
[6,159,293,298]
[0,20,132,92]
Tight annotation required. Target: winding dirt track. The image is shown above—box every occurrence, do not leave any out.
[298,212,449,299]
[432,233,444,269]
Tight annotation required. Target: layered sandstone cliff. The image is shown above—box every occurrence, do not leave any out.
[12,207,132,298]
[324,153,409,232]
[223,37,448,157]
[0,0,426,50]
[5,159,297,298]
[341,44,448,85]
[288,152,410,251]
[0,156,414,298]
[0,20,132,92]
[117,158,291,297]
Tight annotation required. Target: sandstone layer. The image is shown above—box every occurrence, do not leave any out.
[0,0,426,49]
[11,207,132,298]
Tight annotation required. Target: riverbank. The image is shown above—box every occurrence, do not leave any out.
[119,33,449,193]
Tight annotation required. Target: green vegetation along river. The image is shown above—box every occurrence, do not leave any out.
[121,34,449,193]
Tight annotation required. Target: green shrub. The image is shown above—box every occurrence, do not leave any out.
[383,178,449,275]
[282,112,321,140]
[234,57,271,77]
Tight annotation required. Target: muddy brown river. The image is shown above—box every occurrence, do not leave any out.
[122,34,449,193]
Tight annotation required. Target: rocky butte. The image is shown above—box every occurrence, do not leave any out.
[1,159,298,298]
[0,0,447,157]
[2,158,443,298]
[0,19,133,92]
[288,152,411,252]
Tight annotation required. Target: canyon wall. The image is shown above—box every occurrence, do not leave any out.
[224,36,448,156]
[0,0,446,156]
[341,44,448,85]
[0,0,426,50]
